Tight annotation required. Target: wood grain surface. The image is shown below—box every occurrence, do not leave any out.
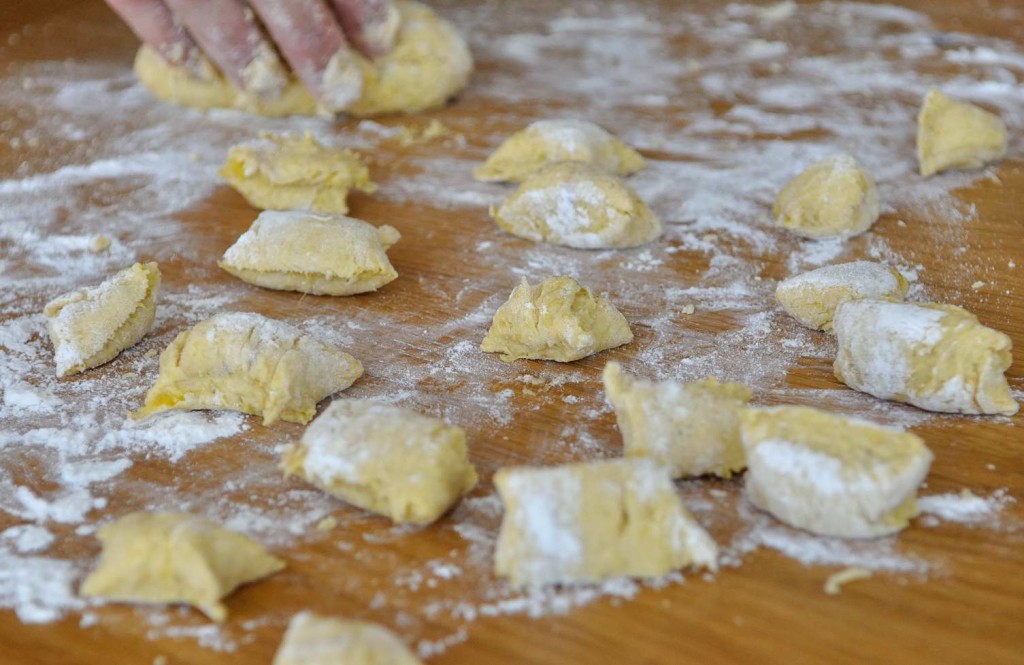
[1,1,1023,664]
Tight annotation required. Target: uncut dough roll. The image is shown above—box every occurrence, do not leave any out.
[775,261,908,332]
[833,300,1017,415]
[134,1,472,117]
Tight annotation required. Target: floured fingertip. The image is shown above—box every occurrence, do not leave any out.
[362,2,401,56]
[318,48,364,113]
[241,42,289,101]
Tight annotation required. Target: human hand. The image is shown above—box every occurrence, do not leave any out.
[106,0,399,112]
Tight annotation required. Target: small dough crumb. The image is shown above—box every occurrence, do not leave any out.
[480,276,633,362]
[775,261,908,331]
[917,88,1007,177]
[971,280,985,290]
[824,567,872,595]
[773,154,879,239]
[315,516,338,532]
[274,612,422,665]
[80,512,284,622]
[90,235,111,253]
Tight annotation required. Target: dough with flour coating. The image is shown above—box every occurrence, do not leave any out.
[274,612,422,665]
[775,261,908,331]
[133,1,472,117]
[917,88,1007,177]
[773,154,879,239]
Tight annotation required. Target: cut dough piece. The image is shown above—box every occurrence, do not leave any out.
[775,261,909,331]
[274,612,422,665]
[133,1,472,117]
[773,154,879,239]
[490,162,662,249]
[219,211,400,296]
[80,512,284,622]
[220,132,376,215]
[833,300,1017,415]
[473,119,645,183]
[281,400,477,525]
[603,362,752,478]
[494,458,718,587]
[480,276,633,362]
[917,88,1007,177]
[741,406,933,538]
[135,312,363,425]
[44,262,160,377]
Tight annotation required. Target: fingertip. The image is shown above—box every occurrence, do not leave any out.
[318,47,365,112]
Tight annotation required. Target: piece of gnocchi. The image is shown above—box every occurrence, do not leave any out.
[481,276,633,362]
[474,119,645,183]
[917,89,1007,178]
[775,261,909,331]
[490,162,662,249]
[494,458,717,587]
[44,262,161,377]
[281,400,477,525]
[773,154,879,239]
[80,512,285,622]
[274,612,423,665]
[833,300,1017,415]
[741,406,933,538]
[219,211,400,296]
[220,132,376,215]
[135,312,363,425]
[603,362,752,478]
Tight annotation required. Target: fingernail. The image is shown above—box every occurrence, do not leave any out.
[319,48,364,112]
[241,42,288,100]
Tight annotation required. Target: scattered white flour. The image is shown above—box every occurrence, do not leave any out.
[918,489,1015,527]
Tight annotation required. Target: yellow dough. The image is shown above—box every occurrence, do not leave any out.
[135,312,363,425]
[274,612,422,665]
[281,399,477,525]
[602,362,752,478]
[775,261,909,332]
[917,88,1007,177]
[220,132,376,215]
[493,458,718,587]
[43,262,160,377]
[741,406,933,538]
[133,1,472,117]
[219,211,400,296]
[490,162,662,249]
[80,512,284,622]
[833,300,1018,415]
[480,276,633,362]
[773,154,879,239]
[473,119,646,183]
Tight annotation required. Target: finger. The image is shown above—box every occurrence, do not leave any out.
[248,0,364,113]
[106,0,209,75]
[164,0,288,100]
[329,0,400,57]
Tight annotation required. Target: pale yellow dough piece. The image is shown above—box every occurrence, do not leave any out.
[917,88,1007,177]
[494,458,718,587]
[474,119,646,183]
[773,154,879,239]
[43,262,160,377]
[135,312,363,425]
[220,132,376,215]
[133,1,472,117]
[491,162,662,249]
[274,612,422,665]
[281,399,477,525]
[603,362,752,478]
[775,261,909,331]
[833,299,1018,415]
[80,512,284,622]
[741,406,933,538]
[219,211,400,296]
[480,276,633,362]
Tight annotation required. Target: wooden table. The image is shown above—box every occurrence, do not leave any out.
[1,1,1022,663]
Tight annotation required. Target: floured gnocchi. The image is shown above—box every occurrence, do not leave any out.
[603,362,751,478]
[775,261,909,331]
[44,262,160,377]
[481,276,633,362]
[490,162,662,249]
[281,400,477,525]
[741,406,933,538]
[274,612,423,665]
[918,88,1007,177]
[494,458,718,587]
[833,300,1017,415]
[80,512,285,622]
[773,154,879,239]
[135,312,363,425]
[473,119,646,182]
[219,211,400,296]
[220,132,376,215]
